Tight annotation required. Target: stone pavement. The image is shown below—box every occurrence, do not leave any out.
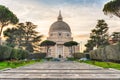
[0,61,120,80]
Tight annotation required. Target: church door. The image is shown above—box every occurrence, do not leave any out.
[57,45,63,58]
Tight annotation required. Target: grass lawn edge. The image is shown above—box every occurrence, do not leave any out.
[0,59,44,70]
[76,60,120,70]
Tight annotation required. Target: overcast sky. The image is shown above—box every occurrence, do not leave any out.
[0,0,120,51]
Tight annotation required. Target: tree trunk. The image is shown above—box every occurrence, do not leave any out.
[0,26,4,45]
[0,26,3,36]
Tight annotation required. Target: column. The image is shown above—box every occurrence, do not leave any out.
[63,45,64,58]
[55,44,57,58]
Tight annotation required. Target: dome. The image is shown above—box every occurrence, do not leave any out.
[49,21,71,32]
[49,11,71,33]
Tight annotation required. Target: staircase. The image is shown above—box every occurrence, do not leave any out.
[0,61,120,80]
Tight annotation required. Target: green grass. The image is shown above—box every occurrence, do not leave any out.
[67,57,76,61]
[0,59,43,70]
[77,60,120,70]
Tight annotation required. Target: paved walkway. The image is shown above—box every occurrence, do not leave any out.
[0,61,120,80]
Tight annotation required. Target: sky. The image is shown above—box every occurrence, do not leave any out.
[0,0,120,51]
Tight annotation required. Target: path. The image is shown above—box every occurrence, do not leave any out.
[0,61,120,80]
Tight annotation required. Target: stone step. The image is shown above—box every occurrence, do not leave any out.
[0,69,120,80]
[1,72,120,74]
[0,62,120,80]
[17,68,103,70]
[0,78,120,80]
[1,78,120,80]
[2,69,120,74]
[0,73,120,80]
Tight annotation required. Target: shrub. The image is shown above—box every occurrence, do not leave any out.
[28,53,46,59]
[10,49,29,60]
[67,57,76,61]
[0,45,30,61]
[0,45,12,61]
[89,43,120,62]
[19,49,29,59]
[10,48,19,60]
[74,52,85,59]
[45,57,53,61]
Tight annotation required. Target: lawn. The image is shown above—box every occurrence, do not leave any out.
[78,60,120,70]
[0,59,43,70]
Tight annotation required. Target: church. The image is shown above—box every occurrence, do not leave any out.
[41,11,80,58]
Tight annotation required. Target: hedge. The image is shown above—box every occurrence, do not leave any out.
[0,45,29,61]
[89,43,120,62]
[74,53,85,59]
[28,53,46,59]
[0,45,12,61]
[10,48,29,60]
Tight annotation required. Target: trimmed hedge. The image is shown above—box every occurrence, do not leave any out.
[10,49,29,60]
[28,53,46,59]
[0,45,12,61]
[0,45,29,61]
[74,53,85,59]
[89,43,120,62]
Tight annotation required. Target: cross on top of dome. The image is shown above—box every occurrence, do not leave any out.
[58,10,63,21]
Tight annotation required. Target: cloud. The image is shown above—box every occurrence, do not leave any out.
[75,34,90,38]
[30,0,108,7]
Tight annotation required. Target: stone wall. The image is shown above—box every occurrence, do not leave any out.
[89,43,120,62]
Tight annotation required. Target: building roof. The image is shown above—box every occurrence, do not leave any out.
[49,11,71,33]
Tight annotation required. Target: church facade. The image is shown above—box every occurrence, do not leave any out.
[41,11,79,58]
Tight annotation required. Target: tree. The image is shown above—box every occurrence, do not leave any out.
[103,0,120,18]
[84,40,95,52]
[111,32,120,51]
[21,22,42,52]
[40,40,56,56]
[4,22,43,52]
[4,23,25,48]
[64,41,78,58]
[4,28,18,47]
[0,5,19,44]
[91,20,109,48]
[103,0,120,52]
[85,20,109,52]
[111,32,120,42]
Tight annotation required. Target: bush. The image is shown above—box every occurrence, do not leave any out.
[45,57,53,61]
[0,45,12,61]
[67,57,76,61]
[10,48,18,60]
[20,50,29,59]
[0,45,30,61]
[28,53,46,59]
[74,53,85,59]
[10,49,29,60]
[89,43,120,62]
